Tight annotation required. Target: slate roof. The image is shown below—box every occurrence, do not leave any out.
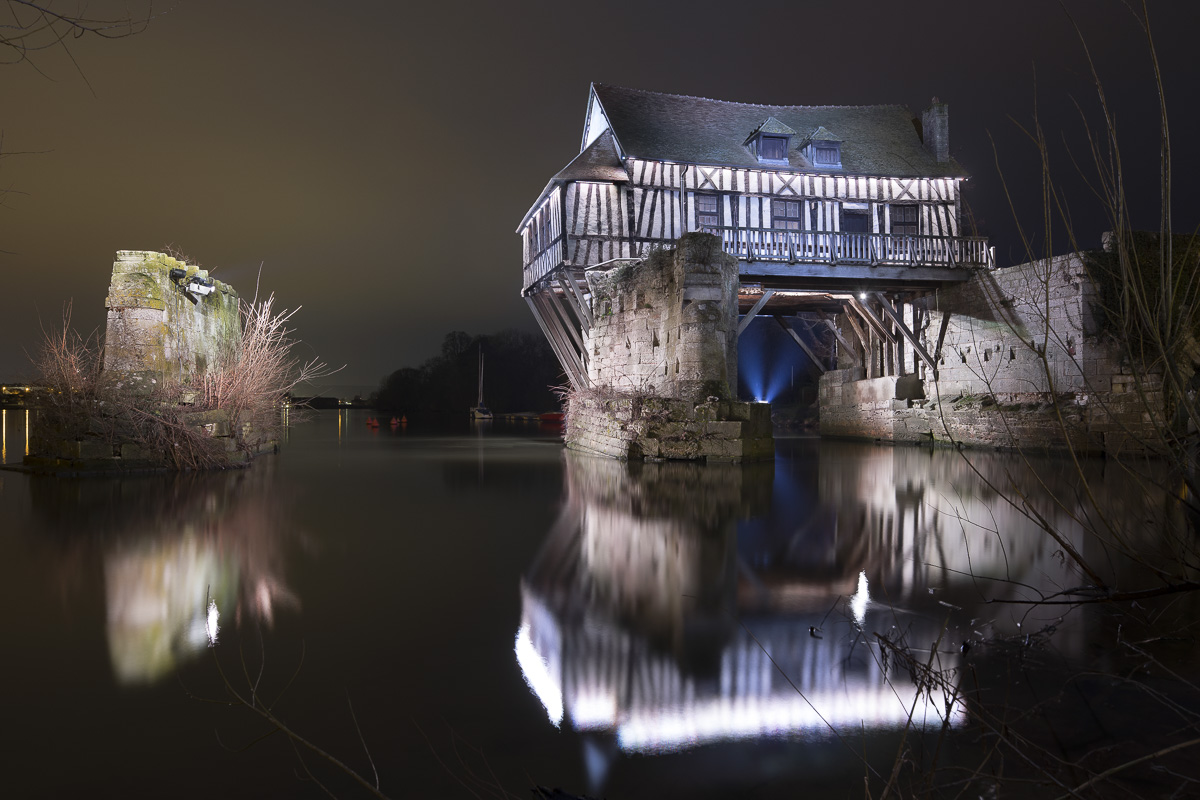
[746,116,799,141]
[552,130,629,184]
[806,126,841,143]
[592,84,966,178]
[518,130,630,231]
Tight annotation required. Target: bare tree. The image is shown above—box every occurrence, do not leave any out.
[0,0,153,74]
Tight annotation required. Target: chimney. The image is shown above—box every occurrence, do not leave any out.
[922,98,950,163]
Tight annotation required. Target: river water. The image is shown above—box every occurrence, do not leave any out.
[2,408,1199,798]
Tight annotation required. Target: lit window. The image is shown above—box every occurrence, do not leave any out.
[696,194,721,229]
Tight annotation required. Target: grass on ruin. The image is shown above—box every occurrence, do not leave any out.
[33,294,333,470]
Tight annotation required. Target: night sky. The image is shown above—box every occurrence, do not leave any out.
[2,0,1197,390]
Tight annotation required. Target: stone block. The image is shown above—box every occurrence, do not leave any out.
[119,442,154,461]
[54,439,83,459]
[705,421,742,439]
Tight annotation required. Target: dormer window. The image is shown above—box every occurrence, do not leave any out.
[804,126,843,170]
[759,135,788,161]
[745,116,797,165]
[813,143,840,166]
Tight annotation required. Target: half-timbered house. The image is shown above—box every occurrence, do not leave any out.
[519,84,991,391]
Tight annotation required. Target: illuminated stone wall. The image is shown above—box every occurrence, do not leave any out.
[584,233,739,401]
[568,233,773,461]
[103,250,241,384]
[820,250,1164,453]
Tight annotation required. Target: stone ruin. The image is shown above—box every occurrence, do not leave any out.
[25,251,254,473]
[104,250,241,385]
[566,232,773,461]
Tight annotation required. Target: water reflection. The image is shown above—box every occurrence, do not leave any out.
[519,448,977,768]
[516,439,1178,777]
[26,464,296,684]
[1,408,33,465]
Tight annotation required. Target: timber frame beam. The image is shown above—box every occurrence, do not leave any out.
[847,296,897,345]
[738,289,776,335]
[776,316,827,374]
[872,292,938,373]
[815,310,862,368]
[526,290,590,390]
[556,271,593,332]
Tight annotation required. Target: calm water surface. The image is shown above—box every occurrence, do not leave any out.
[2,408,1197,798]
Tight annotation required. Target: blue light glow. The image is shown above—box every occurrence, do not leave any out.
[737,316,811,404]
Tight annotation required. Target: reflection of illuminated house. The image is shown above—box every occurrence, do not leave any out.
[516,437,1110,758]
[518,581,963,753]
[516,452,964,755]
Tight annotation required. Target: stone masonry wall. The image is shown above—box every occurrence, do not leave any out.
[820,252,1164,454]
[104,250,241,384]
[567,395,773,461]
[24,251,255,474]
[584,233,739,402]
[568,233,773,462]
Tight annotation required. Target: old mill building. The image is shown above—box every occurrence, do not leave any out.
[518,84,989,392]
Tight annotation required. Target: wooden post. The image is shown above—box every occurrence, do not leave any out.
[531,292,587,387]
[526,294,588,389]
[933,311,951,361]
[848,296,896,344]
[842,309,870,368]
[534,290,589,384]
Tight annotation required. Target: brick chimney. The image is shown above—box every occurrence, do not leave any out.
[922,98,950,163]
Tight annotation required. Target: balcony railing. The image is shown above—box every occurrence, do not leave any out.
[522,228,992,291]
[702,226,992,269]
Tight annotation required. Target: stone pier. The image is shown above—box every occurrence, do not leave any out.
[819,245,1171,455]
[567,233,774,461]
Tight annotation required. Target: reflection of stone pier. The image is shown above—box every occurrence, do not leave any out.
[27,467,297,684]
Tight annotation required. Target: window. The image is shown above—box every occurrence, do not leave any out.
[759,135,788,161]
[891,205,919,235]
[842,208,869,233]
[530,208,553,253]
[696,194,721,229]
[773,200,803,230]
[813,143,840,166]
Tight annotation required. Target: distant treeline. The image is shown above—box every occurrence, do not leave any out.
[374,329,564,415]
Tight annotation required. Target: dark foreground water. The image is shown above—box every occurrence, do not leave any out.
[2,408,1199,798]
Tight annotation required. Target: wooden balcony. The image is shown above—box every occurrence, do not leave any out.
[704,226,992,270]
[521,228,991,293]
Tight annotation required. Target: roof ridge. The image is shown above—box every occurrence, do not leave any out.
[594,82,911,112]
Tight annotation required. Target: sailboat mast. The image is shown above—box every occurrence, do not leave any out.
[477,348,485,406]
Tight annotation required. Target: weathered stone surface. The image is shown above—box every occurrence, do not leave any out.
[584,233,738,402]
[568,395,773,462]
[820,251,1168,453]
[570,233,771,462]
[103,250,240,384]
[184,408,232,437]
